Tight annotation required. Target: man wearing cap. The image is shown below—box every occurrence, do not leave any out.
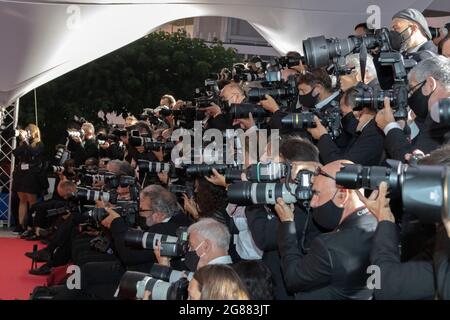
[391,8,437,59]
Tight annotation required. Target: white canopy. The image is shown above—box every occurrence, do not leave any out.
[0,0,433,108]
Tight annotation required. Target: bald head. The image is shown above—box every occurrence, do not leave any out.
[311,160,365,221]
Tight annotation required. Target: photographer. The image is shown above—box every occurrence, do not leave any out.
[356,146,450,300]
[101,184,191,270]
[183,218,232,271]
[160,94,176,109]
[203,82,240,131]
[245,136,323,299]
[376,55,450,161]
[276,160,377,299]
[354,23,372,37]
[22,180,78,242]
[297,69,341,112]
[391,8,437,58]
[68,122,99,167]
[12,124,46,233]
[310,87,384,166]
[98,130,125,161]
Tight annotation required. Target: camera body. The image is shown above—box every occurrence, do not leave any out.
[336,162,450,224]
[282,106,342,140]
[227,169,313,205]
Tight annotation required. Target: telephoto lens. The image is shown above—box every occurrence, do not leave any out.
[150,264,194,283]
[129,135,153,147]
[49,165,65,174]
[76,187,117,204]
[229,103,271,119]
[335,164,400,191]
[282,113,316,129]
[247,87,297,102]
[118,271,189,300]
[137,160,171,174]
[159,241,189,257]
[336,163,450,224]
[185,164,238,178]
[227,181,298,205]
[144,141,176,151]
[124,229,178,250]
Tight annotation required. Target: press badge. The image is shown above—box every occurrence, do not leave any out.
[21,163,30,170]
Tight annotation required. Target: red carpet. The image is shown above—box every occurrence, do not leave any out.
[0,238,46,300]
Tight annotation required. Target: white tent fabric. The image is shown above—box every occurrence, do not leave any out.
[0,0,433,108]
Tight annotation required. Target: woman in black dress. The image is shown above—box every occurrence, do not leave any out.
[12,124,45,232]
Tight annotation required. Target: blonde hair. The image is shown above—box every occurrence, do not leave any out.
[193,265,250,300]
[26,124,41,146]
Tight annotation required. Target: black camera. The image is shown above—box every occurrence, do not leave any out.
[118,271,189,300]
[82,201,138,226]
[282,107,342,140]
[336,162,450,224]
[276,54,305,69]
[45,199,80,218]
[185,164,241,178]
[303,28,402,69]
[248,86,297,103]
[140,109,165,126]
[353,82,408,118]
[168,184,195,199]
[229,103,271,119]
[129,135,175,151]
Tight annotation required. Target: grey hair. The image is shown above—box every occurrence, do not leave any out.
[140,185,179,218]
[408,55,450,90]
[345,53,378,80]
[108,160,135,177]
[82,122,95,135]
[188,218,231,251]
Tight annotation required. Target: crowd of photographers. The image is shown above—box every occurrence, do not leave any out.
[9,8,450,300]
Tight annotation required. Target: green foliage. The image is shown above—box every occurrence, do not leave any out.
[19,31,238,155]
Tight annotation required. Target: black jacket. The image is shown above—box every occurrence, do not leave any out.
[109,213,191,270]
[278,209,377,300]
[246,204,322,299]
[68,138,99,167]
[384,115,448,161]
[371,221,436,300]
[317,118,384,165]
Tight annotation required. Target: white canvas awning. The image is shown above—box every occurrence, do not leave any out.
[0,0,434,107]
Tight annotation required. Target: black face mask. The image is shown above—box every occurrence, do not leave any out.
[408,81,429,112]
[184,250,200,272]
[298,88,319,109]
[312,192,344,230]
